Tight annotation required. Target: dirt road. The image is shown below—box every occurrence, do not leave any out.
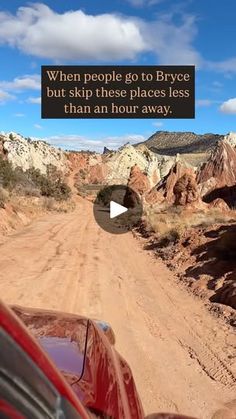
[0,198,235,418]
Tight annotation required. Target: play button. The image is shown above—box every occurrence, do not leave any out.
[93,184,143,234]
[110,201,127,219]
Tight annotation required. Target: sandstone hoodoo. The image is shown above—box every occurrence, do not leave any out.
[146,161,197,205]
[127,164,151,196]
[173,173,199,206]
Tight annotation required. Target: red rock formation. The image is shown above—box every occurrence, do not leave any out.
[145,188,165,205]
[173,173,199,206]
[211,280,236,310]
[67,152,89,175]
[88,163,108,184]
[197,140,236,194]
[66,152,108,186]
[203,184,236,209]
[127,164,151,195]
[145,162,197,205]
[208,198,230,211]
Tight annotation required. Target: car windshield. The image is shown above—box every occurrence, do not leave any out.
[39,336,85,376]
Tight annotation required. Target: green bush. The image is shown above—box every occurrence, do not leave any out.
[26,166,71,201]
[0,157,71,201]
[0,156,17,189]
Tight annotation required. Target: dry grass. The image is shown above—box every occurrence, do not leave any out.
[42,197,76,213]
[9,194,76,215]
[144,204,236,247]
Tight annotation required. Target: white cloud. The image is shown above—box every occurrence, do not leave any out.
[220,98,236,114]
[196,99,221,107]
[0,90,15,103]
[127,0,163,6]
[42,134,146,152]
[0,75,40,91]
[152,121,163,127]
[196,99,213,107]
[207,58,236,75]
[13,113,25,117]
[212,81,223,88]
[0,4,146,61]
[2,3,236,75]
[141,14,202,66]
[34,123,42,129]
[0,4,201,65]
[27,96,41,104]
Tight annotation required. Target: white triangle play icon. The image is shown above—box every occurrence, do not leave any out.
[110,201,128,219]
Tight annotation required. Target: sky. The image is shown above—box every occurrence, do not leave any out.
[0,0,236,152]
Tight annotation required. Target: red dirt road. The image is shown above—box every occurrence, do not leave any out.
[0,198,235,418]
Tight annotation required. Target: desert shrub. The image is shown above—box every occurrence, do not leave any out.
[79,168,86,180]
[76,185,87,198]
[144,204,236,253]
[39,177,71,201]
[144,206,183,247]
[145,205,234,239]
[22,166,71,201]
[50,199,76,213]
[158,228,181,247]
[12,167,41,197]
[14,184,41,197]
[191,209,233,228]
[0,187,9,208]
[0,158,71,201]
[0,156,17,189]
[42,197,55,211]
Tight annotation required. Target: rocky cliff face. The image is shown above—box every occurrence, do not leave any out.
[197,140,236,201]
[224,131,236,147]
[211,279,236,309]
[67,151,108,187]
[0,133,164,190]
[104,144,160,187]
[0,132,67,175]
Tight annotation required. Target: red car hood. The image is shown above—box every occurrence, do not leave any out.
[11,305,144,419]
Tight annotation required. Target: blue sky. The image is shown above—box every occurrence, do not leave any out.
[0,0,236,151]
